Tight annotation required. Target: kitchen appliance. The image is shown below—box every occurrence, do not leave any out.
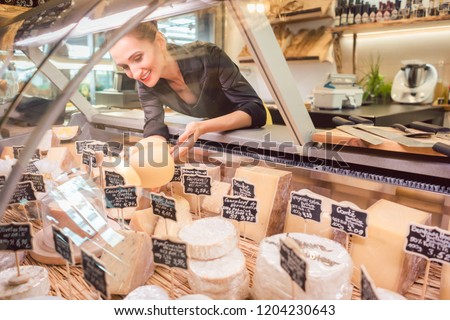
[313,74,363,110]
[391,61,438,104]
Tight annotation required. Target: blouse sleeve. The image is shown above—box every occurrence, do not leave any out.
[138,83,170,140]
[210,44,267,128]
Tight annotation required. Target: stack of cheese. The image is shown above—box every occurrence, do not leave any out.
[100,230,154,295]
[0,266,50,299]
[252,233,353,300]
[351,199,431,295]
[233,165,292,242]
[179,217,249,299]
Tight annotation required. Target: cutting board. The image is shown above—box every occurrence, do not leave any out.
[312,127,450,157]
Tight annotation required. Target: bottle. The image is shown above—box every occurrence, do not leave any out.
[362,2,371,22]
[348,0,355,24]
[433,60,445,104]
[392,0,400,19]
[334,0,343,27]
[355,0,363,23]
[369,4,378,22]
[376,2,385,22]
[341,0,349,26]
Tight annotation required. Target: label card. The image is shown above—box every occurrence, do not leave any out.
[171,165,182,182]
[289,190,322,223]
[330,203,368,238]
[0,222,33,251]
[25,160,40,174]
[182,174,211,196]
[151,193,177,221]
[405,224,450,264]
[360,265,379,300]
[81,249,109,299]
[104,186,138,209]
[280,238,307,291]
[0,175,5,190]
[75,140,95,155]
[87,142,108,156]
[232,178,255,198]
[9,181,37,205]
[82,149,97,168]
[52,226,74,265]
[152,238,187,270]
[12,146,40,160]
[104,170,125,187]
[20,173,46,193]
[181,167,207,177]
[222,196,258,223]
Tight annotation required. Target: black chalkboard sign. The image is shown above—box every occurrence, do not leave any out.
[405,224,450,264]
[25,160,39,174]
[104,170,125,187]
[9,181,37,205]
[104,186,138,209]
[20,173,46,193]
[232,179,255,198]
[76,140,95,154]
[0,175,5,190]
[81,249,109,299]
[181,167,207,176]
[289,192,322,223]
[12,145,24,159]
[280,239,307,291]
[222,196,258,223]
[151,193,177,221]
[360,265,379,300]
[152,238,187,269]
[52,226,74,265]
[82,149,97,168]
[0,223,33,251]
[182,174,211,196]
[171,165,182,182]
[330,204,368,238]
[87,142,108,156]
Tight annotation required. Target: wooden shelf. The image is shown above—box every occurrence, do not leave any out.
[332,15,450,34]
[269,7,333,25]
[238,56,320,64]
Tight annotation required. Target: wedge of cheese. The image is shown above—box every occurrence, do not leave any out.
[233,165,292,242]
[179,217,238,260]
[201,180,231,215]
[0,146,14,160]
[46,147,76,173]
[124,285,169,300]
[0,266,50,299]
[153,195,192,241]
[440,219,450,300]
[129,208,159,236]
[100,230,154,295]
[187,247,249,299]
[37,129,60,154]
[52,126,80,141]
[252,233,353,300]
[351,199,431,295]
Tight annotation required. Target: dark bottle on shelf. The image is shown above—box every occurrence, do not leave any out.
[334,0,343,27]
[355,0,363,24]
[391,0,400,19]
[376,2,385,22]
[369,4,378,22]
[348,0,355,24]
[383,1,392,21]
[341,0,349,26]
[362,1,370,23]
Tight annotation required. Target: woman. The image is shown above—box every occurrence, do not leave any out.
[109,22,270,158]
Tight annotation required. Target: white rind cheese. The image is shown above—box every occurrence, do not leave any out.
[376,288,406,300]
[176,294,212,300]
[179,217,238,260]
[0,266,50,300]
[100,230,154,295]
[252,233,353,300]
[124,285,169,300]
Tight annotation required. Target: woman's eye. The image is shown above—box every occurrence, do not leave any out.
[134,55,142,63]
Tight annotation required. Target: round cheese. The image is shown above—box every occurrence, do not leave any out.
[124,285,169,300]
[376,288,406,300]
[252,233,353,300]
[176,294,212,300]
[179,217,238,260]
[0,266,50,300]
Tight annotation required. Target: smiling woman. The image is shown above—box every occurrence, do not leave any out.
[108,21,269,159]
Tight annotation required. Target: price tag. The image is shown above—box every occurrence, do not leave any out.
[0,222,33,251]
[52,226,74,265]
[181,167,207,176]
[104,186,138,209]
[222,196,257,223]
[9,181,37,205]
[75,140,95,155]
[81,249,109,299]
[289,191,322,223]
[82,149,97,168]
[87,142,109,156]
[12,146,40,160]
[25,160,40,174]
[171,165,182,182]
[280,238,307,291]
[151,193,177,221]
[232,178,255,198]
[405,224,450,264]
[104,170,125,187]
[152,238,187,270]
[360,265,379,300]
[20,173,46,193]
[330,204,368,238]
[0,175,5,191]
[182,174,211,196]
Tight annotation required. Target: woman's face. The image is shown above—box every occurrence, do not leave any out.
[109,33,166,88]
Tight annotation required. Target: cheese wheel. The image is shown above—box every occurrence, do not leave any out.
[252,233,353,300]
[129,137,174,188]
[376,288,406,300]
[0,252,25,272]
[0,266,50,300]
[201,272,250,300]
[179,217,238,260]
[176,294,212,300]
[124,285,169,300]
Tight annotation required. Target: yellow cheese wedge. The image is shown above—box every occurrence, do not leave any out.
[46,147,76,173]
[51,126,80,141]
[351,199,431,294]
[128,208,159,236]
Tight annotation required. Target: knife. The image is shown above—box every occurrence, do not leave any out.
[432,142,450,157]
[409,121,450,141]
[391,123,433,138]
[332,116,384,145]
[354,124,435,148]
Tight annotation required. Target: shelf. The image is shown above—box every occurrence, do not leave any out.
[269,7,333,25]
[238,56,320,64]
[332,15,450,34]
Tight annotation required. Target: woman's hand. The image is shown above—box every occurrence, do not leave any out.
[170,121,204,162]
